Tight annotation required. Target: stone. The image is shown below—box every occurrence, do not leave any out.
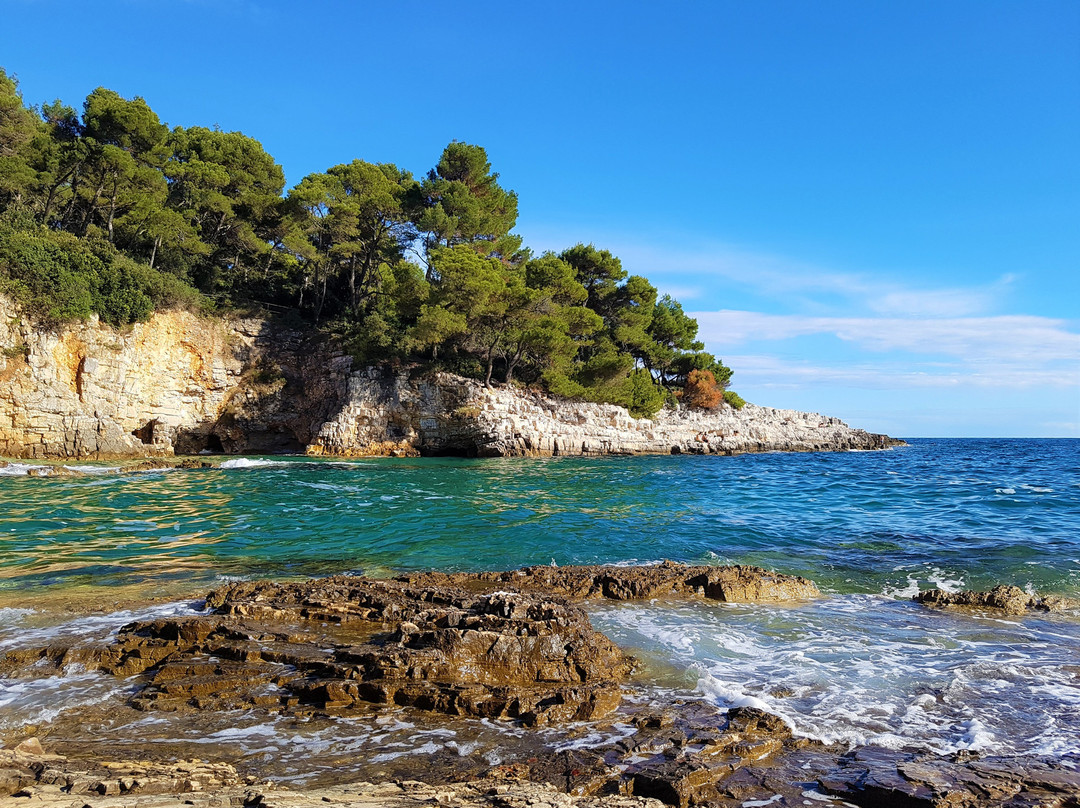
[4,574,633,726]
[818,745,1080,807]
[11,737,45,756]
[398,561,821,604]
[914,585,1080,614]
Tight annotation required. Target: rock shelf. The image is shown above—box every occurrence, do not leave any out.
[3,566,1078,807]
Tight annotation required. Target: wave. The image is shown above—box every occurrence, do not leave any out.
[218,458,285,469]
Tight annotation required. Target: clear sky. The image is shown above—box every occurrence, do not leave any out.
[4,0,1078,437]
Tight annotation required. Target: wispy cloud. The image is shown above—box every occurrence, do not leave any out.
[693,311,1080,364]
[722,353,1079,390]
[524,228,1018,318]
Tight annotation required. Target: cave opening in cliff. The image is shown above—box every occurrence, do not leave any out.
[204,434,224,453]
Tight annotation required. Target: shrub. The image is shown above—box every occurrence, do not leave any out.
[682,369,722,409]
[0,217,205,327]
[723,390,747,409]
[625,368,665,418]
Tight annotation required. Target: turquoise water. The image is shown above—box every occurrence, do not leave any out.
[1,439,1078,596]
[1,439,1079,765]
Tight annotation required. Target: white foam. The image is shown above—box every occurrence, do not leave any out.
[0,607,34,623]
[0,601,200,651]
[956,718,995,751]
[695,671,778,715]
[218,458,282,469]
[0,463,47,476]
[925,568,965,593]
[590,595,1080,758]
[995,488,1016,495]
[1020,485,1054,493]
[370,740,442,762]
[742,797,783,808]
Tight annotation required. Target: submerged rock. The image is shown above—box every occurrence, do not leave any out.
[398,561,822,603]
[914,585,1080,615]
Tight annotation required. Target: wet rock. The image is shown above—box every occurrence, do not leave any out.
[914,585,1080,615]
[1,752,243,800]
[398,561,821,604]
[10,737,45,756]
[819,746,1080,807]
[619,705,798,807]
[4,576,632,726]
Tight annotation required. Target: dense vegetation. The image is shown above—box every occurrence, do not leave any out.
[0,68,741,415]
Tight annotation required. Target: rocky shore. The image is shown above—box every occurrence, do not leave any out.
[3,565,1076,807]
[0,296,900,460]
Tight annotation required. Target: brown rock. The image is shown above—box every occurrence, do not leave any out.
[914,585,1079,615]
[5,575,633,726]
[819,746,1080,807]
[10,737,45,756]
[397,561,821,604]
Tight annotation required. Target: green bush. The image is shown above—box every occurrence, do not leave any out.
[723,390,746,409]
[625,368,666,418]
[0,217,205,327]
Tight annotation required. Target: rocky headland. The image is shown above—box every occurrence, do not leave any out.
[2,564,1076,807]
[0,295,900,461]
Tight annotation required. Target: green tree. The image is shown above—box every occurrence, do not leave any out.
[164,125,285,294]
[645,294,705,386]
[323,159,417,314]
[0,69,40,210]
[558,243,625,316]
[66,88,169,242]
[417,142,523,271]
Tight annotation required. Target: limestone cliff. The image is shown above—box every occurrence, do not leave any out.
[0,296,899,459]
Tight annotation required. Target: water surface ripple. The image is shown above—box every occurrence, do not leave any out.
[1,438,1078,763]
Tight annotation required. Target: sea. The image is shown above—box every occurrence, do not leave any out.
[0,438,1078,783]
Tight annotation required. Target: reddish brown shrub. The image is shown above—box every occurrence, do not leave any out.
[682,369,722,410]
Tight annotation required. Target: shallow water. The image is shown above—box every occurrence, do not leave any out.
[1,438,1078,770]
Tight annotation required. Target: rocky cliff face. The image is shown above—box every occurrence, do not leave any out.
[0,296,899,459]
[308,369,898,457]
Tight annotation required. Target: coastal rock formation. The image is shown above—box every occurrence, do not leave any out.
[308,367,900,458]
[0,295,349,459]
[1,741,666,808]
[398,561,822,603]
[3,569,1078,807]
[914,585,1080,615]
[819,746,1080,807]
[0,746,246,803]
[3,575,632,726]
[0,294,899,460]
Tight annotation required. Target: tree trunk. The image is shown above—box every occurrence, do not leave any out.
[105,172,119,242]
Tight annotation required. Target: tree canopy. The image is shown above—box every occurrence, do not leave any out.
[0,67,740,417]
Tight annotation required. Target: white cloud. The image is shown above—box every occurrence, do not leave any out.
[523,228,1019,318]
[722,353,1079,390]
[694,311,1080,364]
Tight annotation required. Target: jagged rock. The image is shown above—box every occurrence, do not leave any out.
[398,561,822,603]
[3,575,632,726]
[309,367,903,458]
[914,585,1080,615]
[819,745,1080,807]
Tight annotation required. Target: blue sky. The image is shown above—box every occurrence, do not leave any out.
[5,0,1078,436]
